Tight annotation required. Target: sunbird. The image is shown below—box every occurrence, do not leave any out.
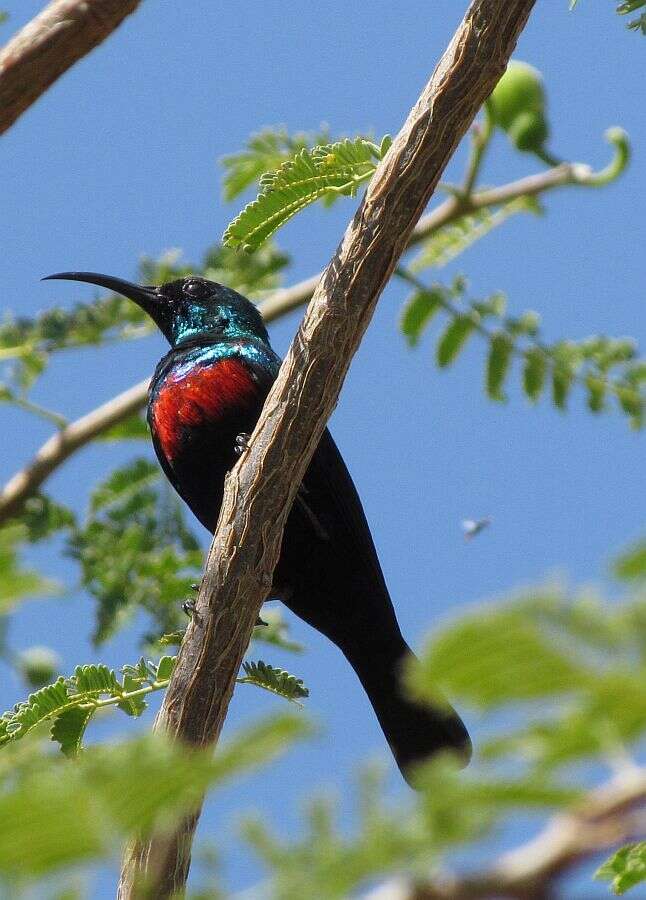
[45,272,471,783]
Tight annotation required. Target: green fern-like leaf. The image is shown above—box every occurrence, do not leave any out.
[223,137,389,251]
[220,126,331,200]
[0,654,177,753]
[411,197,540,272]
[2,678,76,745]
[238,660,309,705]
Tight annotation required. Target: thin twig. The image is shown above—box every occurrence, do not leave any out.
[0,0,142,135]
[0,378,149,523]
[0,163,582,528]
[116,2,537,896]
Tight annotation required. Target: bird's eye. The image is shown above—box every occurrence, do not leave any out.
[184,279,207,298]
[213,314,228,329]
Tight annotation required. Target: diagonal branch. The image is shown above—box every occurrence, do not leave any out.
[0,163,584,527]
[116,1,537,896]
[366,767,646,900]
[0,378,149,523]
[0,0,142,135]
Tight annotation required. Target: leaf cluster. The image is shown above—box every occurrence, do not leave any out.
[409,584,646,772]
[400,274,644,425]
[0,522,59,615]
[0,656,176,757]
[223,136,391,251]
[0,715,306,886]
[245,756,579,899]
[597,843,646,895]
[244,555,646,898]
[0,647,309,759]
[572,0,646,34]
[66,458,203,645]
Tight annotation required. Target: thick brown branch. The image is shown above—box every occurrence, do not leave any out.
[0,0,142,135]
[367,767,646,900]
[116,2,537,897]
[0,163,580,528]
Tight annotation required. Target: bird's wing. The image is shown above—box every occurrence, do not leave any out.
[298,427,391,602]
[147,406,186,499]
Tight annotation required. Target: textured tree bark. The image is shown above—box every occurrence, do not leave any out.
[0,0,142,135]
[117,1,537,896]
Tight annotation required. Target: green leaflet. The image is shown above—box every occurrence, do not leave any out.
[0,524,58,612]
[238,660,309,705]
[244,757,578,900]
[523,347,547,401]
[408,580,646,773]
[223,136,391,251]
[0,718,307,880]
[486,332,514,400]
[596,843,646,895]
[88,458,159,512]
[401,289,444,347]
[616,0,646,34]
[99,414,150,441]
[408,607,595,711]
[613,539,646,581]
[436,315,477,367]
[51,707,95,759]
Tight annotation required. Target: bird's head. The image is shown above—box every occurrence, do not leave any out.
[43,272,269,347]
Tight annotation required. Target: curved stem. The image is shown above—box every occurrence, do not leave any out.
[579,127,631,187]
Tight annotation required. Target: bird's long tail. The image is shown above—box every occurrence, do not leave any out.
[343,635,471,786]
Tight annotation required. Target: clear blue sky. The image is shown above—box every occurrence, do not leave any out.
[1,1,644,896]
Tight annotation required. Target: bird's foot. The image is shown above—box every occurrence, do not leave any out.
[182,598,201,626]
[184,597,262,627]
[234,432,251,456]
[182,599,196,617]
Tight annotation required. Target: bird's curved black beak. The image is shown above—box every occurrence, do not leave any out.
[42,271,160,316]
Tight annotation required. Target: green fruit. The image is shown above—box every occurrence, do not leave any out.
[507,111,549,152]
[488,61,550,154]
[19,646,61,687]
[489,61,545,128]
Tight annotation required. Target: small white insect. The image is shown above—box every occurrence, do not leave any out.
[461,517,492,540]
